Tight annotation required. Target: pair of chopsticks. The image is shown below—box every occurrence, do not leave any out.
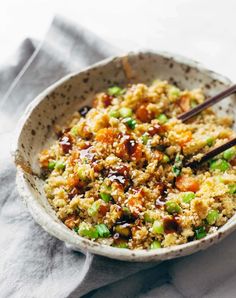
[177,84,236,168]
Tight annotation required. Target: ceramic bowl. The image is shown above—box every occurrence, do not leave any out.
[13,51,236,262]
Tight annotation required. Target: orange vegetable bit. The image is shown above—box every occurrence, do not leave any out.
[95,127,117,144]
[135,104,154,122]
[64,214,77,229]
[179,95,190,112]
[176,175,200,192]
[178,131,192,147]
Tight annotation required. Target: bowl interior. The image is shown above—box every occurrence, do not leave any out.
[15,51,236,261]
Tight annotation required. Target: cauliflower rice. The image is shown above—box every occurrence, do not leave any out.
[39,80,236,250]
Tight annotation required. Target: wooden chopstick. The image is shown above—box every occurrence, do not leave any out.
[185,137,236,168]
[178,84,236,122]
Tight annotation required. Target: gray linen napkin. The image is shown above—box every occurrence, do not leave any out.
[0,16,162,298]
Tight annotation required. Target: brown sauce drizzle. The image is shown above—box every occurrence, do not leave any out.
[123,136,138,156]
[163,216,181,234]
[59,135,72,154]
[108,165,130,186]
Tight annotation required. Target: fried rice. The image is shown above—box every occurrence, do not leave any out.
[39,80,236,250]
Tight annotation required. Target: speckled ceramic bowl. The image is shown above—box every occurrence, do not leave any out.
[13,51,236,262]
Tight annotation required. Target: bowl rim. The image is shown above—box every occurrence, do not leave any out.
[14,50,236,262]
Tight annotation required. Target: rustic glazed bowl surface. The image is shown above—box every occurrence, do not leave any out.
[14,51,236,262]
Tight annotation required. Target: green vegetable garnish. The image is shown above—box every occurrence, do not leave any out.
[73,227,79,233]
[223,147,236,161]
[100,193,112,203]
[107,86,124,96]
[144,211,155,223]
[119,107,133,118]
[88,201,101,217]
[77,167,87,181]
[141,133,149,145]
[172,154,182,177]
[210,159,230,172]
[190,99,198,108]
[228,184,236,194]
[96,224,110,238]
[48,161,56,170]
[78,222,99,239]
[182,192,195,204]
[109,109,120,118]
[123,117,136,129]
[165,201,181,214]
[206,137,214,147]
[168,86,180,99]
[162,154,170,163]
[55,161,66,171]
[152,220,164,234]
[70,126,79,136]
[206,210,219,225]
[194,226,206,239]
[150,240,161,249]
[157,113,168,124]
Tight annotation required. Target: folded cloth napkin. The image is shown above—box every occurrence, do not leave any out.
[1,15,236,298]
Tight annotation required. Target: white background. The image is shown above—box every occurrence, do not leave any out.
[0,0,236,81]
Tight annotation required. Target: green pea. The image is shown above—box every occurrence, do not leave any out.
[123,117,136,129]
[182,192,195,204]
[206,210,219,225]
[100,192,112,203]
[150,240,161,249]
[96,224,110,238]
[119,107,133,118]
[223,147,236,161]
[210,159,230,172]
[206,137,214,147]
[144,211,155,223]
[107,86,125,96]
[55,161,66,170]
[165,201,181,214]
[169,86,180,99]
[48,161,56,170]
[157,114,168,124]
[152,220,164,234]
[162,154,170,163]
[194,226,206,239]
[109,109,120,118]
[228,184,236,194]
[88,201,101,217]
[78,222,99,239]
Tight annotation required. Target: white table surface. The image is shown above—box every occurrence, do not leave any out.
[0,0,236,82]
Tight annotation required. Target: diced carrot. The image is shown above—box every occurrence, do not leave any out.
[178,131,192,147]
[64,215,76,229]
[176,175,200,192]
[95,127,117,144]
[67,176,80,188]
[136,105,153,122]
[99,204,109,216]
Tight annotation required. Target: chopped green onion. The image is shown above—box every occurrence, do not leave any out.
[165,201,181,214]
[162,154,170,163]
[48,161,56,170]
[100,192,112,203]
[109,109,120,118]
[210,159,230,172]
[107,86,124,96]
[141,133,149,145]
[206,137,214,147]
[150,240,161,249]
[152,220,164,234]
[194,226,206,239]
[55,161,66,170]
[182,192,195,204]
[157,113,168,124]
[228,184,236,194]
[73,227,79,233]
[96,224,110,238]
[119,107,133,118]
[223,147,236,161]
[78,222,99,239]
[206,210,219,225]
[88,201,101,217]
[172,154,182,177]
[123,117,136,129]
